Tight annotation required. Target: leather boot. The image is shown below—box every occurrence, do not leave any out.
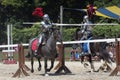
[36,44,42,57]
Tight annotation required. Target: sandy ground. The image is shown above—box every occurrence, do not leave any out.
[0,61,120,80]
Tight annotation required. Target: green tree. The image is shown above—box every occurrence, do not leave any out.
[92,25,120,38]
[0,0,120,44]
[12,23,40,43]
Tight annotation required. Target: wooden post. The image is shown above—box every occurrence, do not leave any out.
[54,44,62,70]
[55,43,71,74]
[21,44,30,71]
[109,38,120,76]
[13,44,30,77]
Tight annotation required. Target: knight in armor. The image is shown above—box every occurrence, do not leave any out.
[79,6,95,60]
[25,7,52,58]
[81,15,92,40]
[80,15,93,59]
[36,14,52,53]
[32,7,52,54]
[81,15,89,33]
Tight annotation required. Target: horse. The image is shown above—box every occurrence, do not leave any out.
[73,28,113,72]
[28,28,62,76]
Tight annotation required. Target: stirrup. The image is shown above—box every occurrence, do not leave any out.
[35,50,37,53]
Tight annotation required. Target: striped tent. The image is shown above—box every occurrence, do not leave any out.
[64,4,120,20]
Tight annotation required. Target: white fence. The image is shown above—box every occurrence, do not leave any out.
[23,22,119,26]
[0,38,120,48]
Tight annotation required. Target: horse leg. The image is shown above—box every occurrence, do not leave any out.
[81,55,89,68]
[102,61,108,72]
[98,59,111,72]
[97,59,105,72]
[44,58,49,76]
[88,54,95,72]
[31,53,34,73]
[37,56,41,71]
[105,61,112,72]
[47,59,55,72]
[81,55,84,64]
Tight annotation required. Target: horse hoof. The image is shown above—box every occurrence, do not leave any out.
[104,70,108,72]
[38,67,41,71]
[84,63,89,68]
[93,70,99,72]
[45,73,49,76]
[47,69,50,72]
[31,70,34,73]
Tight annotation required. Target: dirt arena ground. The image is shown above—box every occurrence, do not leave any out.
[0,61,120,80]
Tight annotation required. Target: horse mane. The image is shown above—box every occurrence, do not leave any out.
[72,28,81,41]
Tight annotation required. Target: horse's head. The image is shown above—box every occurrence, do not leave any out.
[51,28,62,42]
[74,28,83,40]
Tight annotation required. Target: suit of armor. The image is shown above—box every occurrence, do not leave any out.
[81,15,92,40]
[36,14,52,53]
[26,8,52,57]
[80,15,93,57]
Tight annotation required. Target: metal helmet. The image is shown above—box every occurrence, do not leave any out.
[43,14,50,21]
[84,15,88,19]
[83,15,89,22]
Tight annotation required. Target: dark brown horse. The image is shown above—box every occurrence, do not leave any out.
[73,28,113,72]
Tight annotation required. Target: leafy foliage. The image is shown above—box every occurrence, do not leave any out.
[12,23,40,43]
[62,28,76,41]
[0,0,120,44]
[92,25,120,38]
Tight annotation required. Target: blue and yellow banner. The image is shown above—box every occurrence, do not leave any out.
[64,4,120,20]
